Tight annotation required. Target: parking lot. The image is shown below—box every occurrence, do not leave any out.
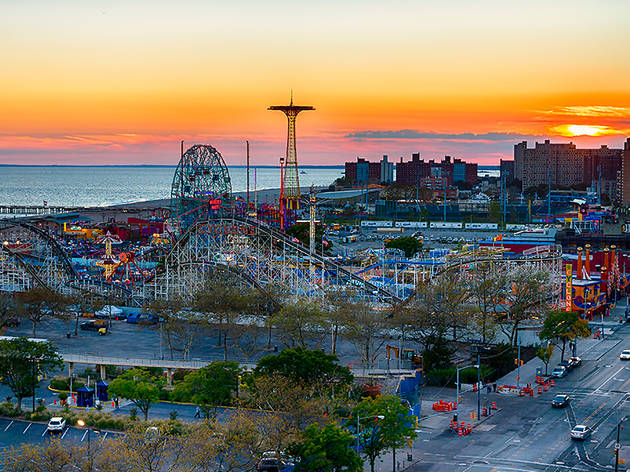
[0,417,122,452]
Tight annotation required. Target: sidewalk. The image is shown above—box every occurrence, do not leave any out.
[497,318,626,388]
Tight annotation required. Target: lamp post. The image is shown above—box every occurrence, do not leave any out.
[615,417,626,472]
[77,419,99,472]
[355,414,385,454]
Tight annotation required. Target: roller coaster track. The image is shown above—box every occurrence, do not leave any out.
[147,216,402,305]
[214,216,401,302]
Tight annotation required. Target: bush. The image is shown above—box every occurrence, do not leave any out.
[0,402,20,417]
[57,392,68,402]
[30,408,52,422]
[158,389,172,401]
[425,366,494,387]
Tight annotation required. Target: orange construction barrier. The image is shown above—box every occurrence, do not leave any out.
[550,379,555,387]
[491,401,497,410]
[453,401,458,410]
[538,386,542,394]
[543,383,548,392]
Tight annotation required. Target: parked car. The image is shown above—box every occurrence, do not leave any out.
[570,424,591,440]
[551,366,568,378]
[80,320,107,332]
[256,452,294,472]
[551,394,570,408]
[620,350,630,361]
[47,417,66,433]
[568,356,582,368]
[126,313,142,324]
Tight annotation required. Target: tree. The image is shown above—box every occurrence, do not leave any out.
[0,337,63,411]
[498,267,552,346]
[194,270,252,361]
[15,287,71,337]
[405,272,469,371]
[269,299,325,348]
[255,347,353,388]
[4,440,78,472]
[341,295,389,369]
[385,237,422,258]
[468,266,506,344]
[536,344,554,375]
[146,297,199,360]
[285,222,332,254]
[70,292,104,336]
[352,395,416,472]
[289,423,362,472]
[173,361,240,418]
[539,311,590,361]
[108,368,163,420]
[0,295,20,331]
[246,374,344,430]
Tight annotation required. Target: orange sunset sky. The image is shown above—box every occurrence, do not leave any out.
[1,0,629,166]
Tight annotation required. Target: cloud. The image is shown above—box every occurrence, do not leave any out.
[346,130,532,141]
[542,106,630,118]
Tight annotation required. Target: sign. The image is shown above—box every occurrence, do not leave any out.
[565,264,573,312]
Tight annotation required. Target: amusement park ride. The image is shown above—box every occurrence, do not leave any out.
[0,140,568,310]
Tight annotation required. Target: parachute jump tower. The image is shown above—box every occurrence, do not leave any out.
[268,93,314,211]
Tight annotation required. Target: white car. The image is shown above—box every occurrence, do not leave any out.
[570,424,591,440]
[47,417,66,433]
[620,350,630,360]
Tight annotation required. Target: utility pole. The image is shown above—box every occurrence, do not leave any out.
[517,329,521,389]
[477,353,481,421]
[309,185,316,277]
[615,421,621,472]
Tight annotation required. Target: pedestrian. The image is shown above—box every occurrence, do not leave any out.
[493,382,497,392]
[114,397,119,408]
[194,406,201,418]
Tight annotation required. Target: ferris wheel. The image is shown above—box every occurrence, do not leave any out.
[170,144,233,233]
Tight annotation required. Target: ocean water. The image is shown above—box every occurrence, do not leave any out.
[0,166,344,207]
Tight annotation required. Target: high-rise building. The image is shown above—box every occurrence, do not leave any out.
[500,159,515,182]
[618,138,630,206]
[514,140,622,195]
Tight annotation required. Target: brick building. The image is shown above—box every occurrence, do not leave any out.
[395,154,478,186]
[344,155,393,185]
[514,140,622,196]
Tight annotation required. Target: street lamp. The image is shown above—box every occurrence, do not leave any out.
[77,419,100,472]
[615,416,627,472]
[355,414,385,453]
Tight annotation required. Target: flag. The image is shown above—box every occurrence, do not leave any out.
[493,234,503,242]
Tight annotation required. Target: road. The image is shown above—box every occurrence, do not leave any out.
[404,322,630,471]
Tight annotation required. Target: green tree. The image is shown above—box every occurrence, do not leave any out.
[536,344,554,375]
[255,347,353,388]
[286,222,332,253]
[289,423,362,472]
[0,337,63,412]
[173,361,241,418]
[385,237,422,258]
[352,395,416,472]
[108,368,163,420]
[539,311,590,361]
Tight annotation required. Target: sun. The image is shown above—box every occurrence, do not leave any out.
[564,124,608,136]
